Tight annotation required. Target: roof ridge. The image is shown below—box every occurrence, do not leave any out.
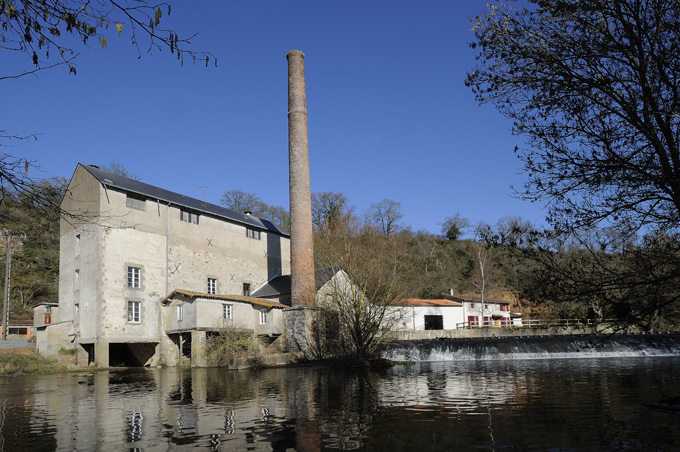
[80,164,289,236]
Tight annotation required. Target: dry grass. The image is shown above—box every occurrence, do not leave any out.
[0,347,65,376]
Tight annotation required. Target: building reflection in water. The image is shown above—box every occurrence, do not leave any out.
[3,364,529,451]
[9,360,676,451]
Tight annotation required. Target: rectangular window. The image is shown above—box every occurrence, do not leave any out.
[74,269,80,291]
[45,306,52,314]
[483,316,491,326]
[177,304,183,322]
[243,283,251,297]
[75,234,81,256]
[468,315,478,327]
[180,210,199,224]
[259,309,267,325]
[246,228,261,240]
[500,304,509,312]
[223,304,232,320]
[75,304,80,325]
[128,301,141,323]
[8,328,28,335]
[208,278,217,295]
[128,267,141,288]
[126,195,146,211]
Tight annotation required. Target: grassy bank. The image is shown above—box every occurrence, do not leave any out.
[0,348,72,376]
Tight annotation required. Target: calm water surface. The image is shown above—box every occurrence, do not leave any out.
[1,357,679,451]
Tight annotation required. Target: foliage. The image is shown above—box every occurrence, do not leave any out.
[205,328,261,368]
[518,229,680,331]
[0,178,64,317]
[467,0,680,235]
[440,213,470,241]
[1,0,215,80]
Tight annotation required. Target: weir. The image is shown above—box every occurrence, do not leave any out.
[382,333,680,361]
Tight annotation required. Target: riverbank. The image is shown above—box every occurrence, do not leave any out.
[0,348,85,376]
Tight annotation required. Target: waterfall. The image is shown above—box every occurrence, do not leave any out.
[382,333,680,362]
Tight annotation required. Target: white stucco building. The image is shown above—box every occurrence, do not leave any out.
[36,164,291,367]
[389,298,465,331]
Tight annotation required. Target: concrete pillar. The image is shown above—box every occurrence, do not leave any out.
[287,50,316,307]
[191,330,207,367]
[95,339,109,367]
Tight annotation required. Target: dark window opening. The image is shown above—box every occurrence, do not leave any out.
[424,315,444,330]
[109,342,157,367]
[81,343,95,365]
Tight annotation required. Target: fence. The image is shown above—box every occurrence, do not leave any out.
[455,318,623,330]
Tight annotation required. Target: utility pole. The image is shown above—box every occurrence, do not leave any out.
[1,233,25,341]
[1,236,13,341]
[198,187,208,201]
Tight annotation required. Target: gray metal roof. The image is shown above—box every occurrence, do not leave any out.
[80,164,289,236]
[251,266,342,298]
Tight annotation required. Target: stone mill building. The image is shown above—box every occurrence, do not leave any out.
[35,164,291,367]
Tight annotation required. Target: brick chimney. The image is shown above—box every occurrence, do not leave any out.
[287,50,316,307]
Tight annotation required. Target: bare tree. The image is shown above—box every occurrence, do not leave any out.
[440,213,471,241]
[367,199,404,236]
[101,161,141,180]
[467,0,680,325]
[312,192,355,236]
[467,0,680,235]
[220,190,263,214]
[314,234,408,361]
[220,189,290,232]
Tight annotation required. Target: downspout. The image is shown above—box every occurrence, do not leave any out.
[165,202,170,296]
[159,201,170,364]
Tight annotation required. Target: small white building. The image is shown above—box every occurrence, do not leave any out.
[389,298,465,331]
[440,293,519,327]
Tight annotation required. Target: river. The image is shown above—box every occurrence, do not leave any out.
[1,357,679,451]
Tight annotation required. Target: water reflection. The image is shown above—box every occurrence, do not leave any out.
[0,358,679,451]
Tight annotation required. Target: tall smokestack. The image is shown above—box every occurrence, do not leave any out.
[287,50,316,307]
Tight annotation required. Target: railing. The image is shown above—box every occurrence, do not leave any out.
[455,318,624,330]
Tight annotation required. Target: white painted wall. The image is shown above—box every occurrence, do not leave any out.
[389,306,465,331]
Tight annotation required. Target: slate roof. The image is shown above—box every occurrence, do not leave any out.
[79,164,288,236]
[162,289,289,309]
[251,266,342,298]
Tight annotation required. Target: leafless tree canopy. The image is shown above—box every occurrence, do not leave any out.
[368,199,404,236]
[467,0,680,235]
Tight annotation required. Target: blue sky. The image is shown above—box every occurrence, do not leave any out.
[4,0,546,235]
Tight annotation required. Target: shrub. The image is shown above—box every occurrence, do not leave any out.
[206,328,261,368]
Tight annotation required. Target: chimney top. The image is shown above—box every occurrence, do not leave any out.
[286,50,305,60]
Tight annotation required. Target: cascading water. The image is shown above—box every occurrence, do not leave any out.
[382,333,680,362]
